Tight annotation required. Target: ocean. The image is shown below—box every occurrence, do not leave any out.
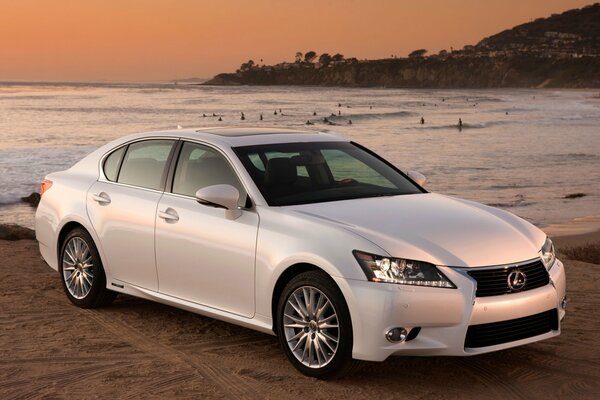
[0,82,598,229]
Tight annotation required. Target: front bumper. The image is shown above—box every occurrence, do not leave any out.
[334,258,566,362]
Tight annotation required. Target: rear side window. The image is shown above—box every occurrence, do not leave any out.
[103,146,125,182]
[117,140,175,190]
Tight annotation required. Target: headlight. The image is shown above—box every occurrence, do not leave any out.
[353,250,456,288]
[540,237,556,270]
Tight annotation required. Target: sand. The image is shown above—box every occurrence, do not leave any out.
[1,237,599,399]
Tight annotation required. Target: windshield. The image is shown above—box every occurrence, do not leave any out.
[233,141,424,206]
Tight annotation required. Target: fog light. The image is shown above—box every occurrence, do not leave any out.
[385,327,408,343]
[561,296,569,310]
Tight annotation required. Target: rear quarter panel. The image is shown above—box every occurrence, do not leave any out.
[36,171,100,271]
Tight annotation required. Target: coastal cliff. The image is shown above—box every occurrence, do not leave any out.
[204,4,600,88]
[205,56,599,88]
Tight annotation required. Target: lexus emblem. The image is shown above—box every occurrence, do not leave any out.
[507,270,527,291]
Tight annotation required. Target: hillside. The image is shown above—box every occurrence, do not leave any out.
[204,3,600,88]
[476,3,599,57]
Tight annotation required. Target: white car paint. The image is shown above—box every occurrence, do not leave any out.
[35,127,567,368]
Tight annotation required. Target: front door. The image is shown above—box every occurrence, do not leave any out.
[154,141,258,317]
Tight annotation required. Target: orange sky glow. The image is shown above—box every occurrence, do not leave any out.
[0,0,593,82]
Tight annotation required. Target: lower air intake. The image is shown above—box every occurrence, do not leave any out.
[465,309,558,349]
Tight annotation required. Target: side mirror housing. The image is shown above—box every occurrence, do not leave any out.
[407,170,427,187]
[195,184,242,220]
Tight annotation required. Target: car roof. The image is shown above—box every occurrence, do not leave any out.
[125,126,348,147]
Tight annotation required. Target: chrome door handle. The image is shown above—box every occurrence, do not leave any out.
[92,192,111,205]
[158,208,179,222]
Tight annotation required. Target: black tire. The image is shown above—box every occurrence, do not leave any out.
[276,270,361,379]
[59,227,116,308]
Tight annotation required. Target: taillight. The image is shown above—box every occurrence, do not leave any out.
[40,179,53,196]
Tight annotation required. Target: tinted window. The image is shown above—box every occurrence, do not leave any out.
[172,142,248,207]
[234,141,422,206]
[117,140,174,190]
[321,149,395,188]
[103,146,125,182]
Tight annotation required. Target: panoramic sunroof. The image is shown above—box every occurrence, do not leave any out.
[196,128,315,137]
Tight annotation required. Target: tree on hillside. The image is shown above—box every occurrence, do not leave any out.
[304,51,317,63]
[408,49,428,58]
[295,52,303,62]
[319,53,332,66]
[239,60,255,71]
[332,53,345,62]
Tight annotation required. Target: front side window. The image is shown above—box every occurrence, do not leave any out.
[172,142,248,207]
[234,141,422,206]
[117,140,175,190]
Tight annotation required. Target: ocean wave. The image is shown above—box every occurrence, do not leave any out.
[14,106,194,114]
[325,111,414,121]
[547,153,599,162]
[487,201,536,208]
[486,200,536,208]
[560,114,583,120]
[489,184,537,190]
[493,107,533,113]
[486,194,535,209]
[0,194,24,206]
[403,120,510,130]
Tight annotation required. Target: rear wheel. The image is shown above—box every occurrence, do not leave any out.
[59,228,116,308]
[277,271,360,379]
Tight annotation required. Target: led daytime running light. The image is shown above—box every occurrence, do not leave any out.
[353,251,456,288]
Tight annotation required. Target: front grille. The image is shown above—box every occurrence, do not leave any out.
[465,309,558,348]
[467,259,549,297]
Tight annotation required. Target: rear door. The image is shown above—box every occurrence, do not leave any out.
[87,139,176,291]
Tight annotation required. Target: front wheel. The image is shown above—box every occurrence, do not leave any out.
[59,228,116,308]
[277,271,360,379]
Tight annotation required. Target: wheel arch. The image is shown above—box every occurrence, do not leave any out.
[56,218,109,277]
[271,262,342,333]
[57,221,86,257]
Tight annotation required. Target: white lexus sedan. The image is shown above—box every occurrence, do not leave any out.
[36,127,567,378]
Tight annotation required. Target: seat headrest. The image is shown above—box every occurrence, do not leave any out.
[265,158,297,186]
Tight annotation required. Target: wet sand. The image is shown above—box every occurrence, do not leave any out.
[1,237,599,399]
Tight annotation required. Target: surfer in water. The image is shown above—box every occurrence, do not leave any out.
[420,117,425,125]
[458,118,463,131]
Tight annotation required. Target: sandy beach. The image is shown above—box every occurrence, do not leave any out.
[1,228,599,399]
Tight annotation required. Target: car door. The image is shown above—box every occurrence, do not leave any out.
[87,139,176,291]
[154,141,258,317]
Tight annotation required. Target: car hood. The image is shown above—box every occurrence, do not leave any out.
[289,193,546,268]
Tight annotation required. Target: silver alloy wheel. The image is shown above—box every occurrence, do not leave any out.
[283,286,339,368]
[62,237,94,299]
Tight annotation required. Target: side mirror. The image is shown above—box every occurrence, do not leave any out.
[195,184,242,220]
[407,170,427,187]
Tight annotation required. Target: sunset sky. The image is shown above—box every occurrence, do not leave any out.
[0,0,592,82]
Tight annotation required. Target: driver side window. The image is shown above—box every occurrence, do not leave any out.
[172,142,248,207]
